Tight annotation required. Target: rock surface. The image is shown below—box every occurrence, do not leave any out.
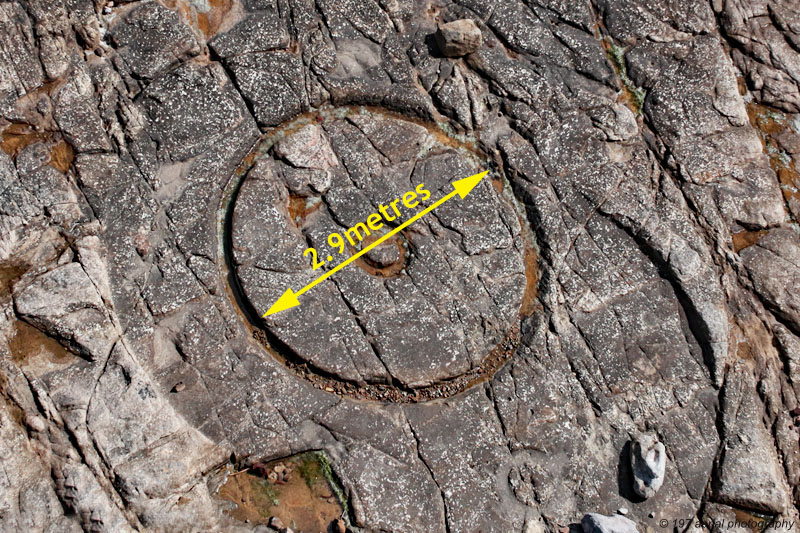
[0,0,799,532]
[740,227,800,330]
[13,262,118,361]
[436,19,482,57]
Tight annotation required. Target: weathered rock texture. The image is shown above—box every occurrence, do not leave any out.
[436,19,482,57]
[0,0,799,531]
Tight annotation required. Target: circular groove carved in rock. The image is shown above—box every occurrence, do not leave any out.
[222,106,537,401]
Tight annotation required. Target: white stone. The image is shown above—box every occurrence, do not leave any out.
[631,434,666,499]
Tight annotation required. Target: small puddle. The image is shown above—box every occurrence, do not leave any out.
[731,229,768,253]
[0,124,74,173]
[7,319,79,378]
[0,123,49,156]
[2,262,80,376]
[732,508,775,533]
[217,451,348,532]
[0,262,26,297]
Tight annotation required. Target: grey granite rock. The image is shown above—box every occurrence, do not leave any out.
[0,3,44,116]
[274,124,338,170]
[436,19,482,57]
[140,61,250,161]
[714,362,790,513]
[716,0,800,112]
[740,228,800,331]
[52,66,113,154]
[2,0,800,531]
[405,388,525,532]
[108,2,201,79]
[13,262,118,361]
[209,10,290,58]
[339,442,446,531]
[225,51,308,127]
[0,391,79,532]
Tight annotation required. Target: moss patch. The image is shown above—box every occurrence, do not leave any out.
[217,451,346,531]
[746,102,800,220]
[603,39,647,114]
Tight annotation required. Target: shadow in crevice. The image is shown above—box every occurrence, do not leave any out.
[424,32,444,58]
[617,440,646,504]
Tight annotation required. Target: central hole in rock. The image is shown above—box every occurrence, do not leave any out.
[230,107,529,390]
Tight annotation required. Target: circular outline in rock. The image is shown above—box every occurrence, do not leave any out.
[218,105,540,403]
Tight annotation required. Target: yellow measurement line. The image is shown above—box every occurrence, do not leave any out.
[262,169,489,317]
[297,188,457,297]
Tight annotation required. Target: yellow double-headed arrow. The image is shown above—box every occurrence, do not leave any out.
[263,169,489,317]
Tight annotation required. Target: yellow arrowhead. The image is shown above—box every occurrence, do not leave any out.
[262,288,299,317]
[452,170,489,199]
